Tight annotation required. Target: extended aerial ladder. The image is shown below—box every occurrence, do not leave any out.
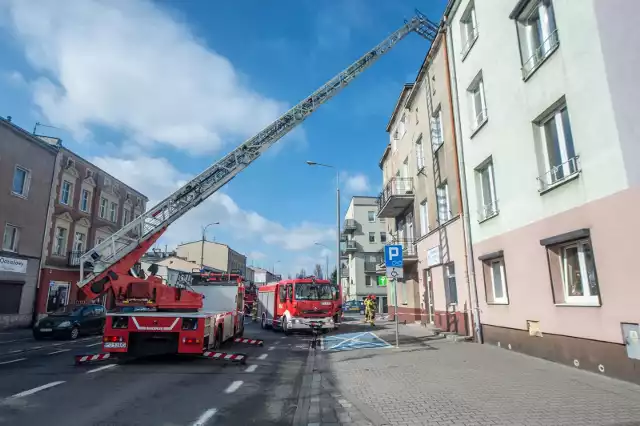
[76,12,438,308]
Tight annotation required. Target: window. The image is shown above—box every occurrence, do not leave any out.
[391,131,398,152]
[368,232,375,243]
[419,200,429,235]
[415,136,425,171]
[415,107,419,124]
[80,189,91,212]
[460,1,478,57]
[73,232,85,252]
[482,257,508,304]
[561,241,599,305]
[468,73,487,133]
[100,198,108,218]
[95,237,105,247]
[516,0,559,79]
[476,159,498,221]
[54,227,67,256]
[123,208,131,225]
[436,183,451,224]
[2,224,19,252]
[104,177,112,187]
[398,113,406,138]
[368,211,375,222]
[431,109,443,149]
[110,202,118,222]
[402,157,409,178]
[445,263,458,305]
[536,104,579,191]
[365,276,373,287]
[380,232,387,243]
[12,166,30,197]
[60,180,72,205]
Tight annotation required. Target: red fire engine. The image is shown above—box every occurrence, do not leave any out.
[257,277,341,334]
[101,271,246,358]
[71,13,435,360]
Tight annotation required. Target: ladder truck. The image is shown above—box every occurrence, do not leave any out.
[74,12,437,360]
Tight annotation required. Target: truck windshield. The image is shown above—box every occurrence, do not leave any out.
[295,283,334,301]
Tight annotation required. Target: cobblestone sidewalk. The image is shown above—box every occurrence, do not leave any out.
[318,325,640,426]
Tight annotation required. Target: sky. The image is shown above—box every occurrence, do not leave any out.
[0,0,447,278]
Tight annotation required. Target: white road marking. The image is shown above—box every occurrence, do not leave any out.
[0,338,31,344]
[245,364,258,373]
[85,342,102,347]
[273,341,280,346]
[268,346,275,351]
[10,381,65,398]
[224,380,243,394]
[0,358,26,365]
[47,349,71,355]
[192,408,217,426]
[258,354,268,360]
[280,336,286,339]
[30,346,43,350]
[8,349,23,354]
[86,364,117,374]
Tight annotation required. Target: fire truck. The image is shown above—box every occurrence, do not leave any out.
[257,277,341,334]
[72,13,437,359]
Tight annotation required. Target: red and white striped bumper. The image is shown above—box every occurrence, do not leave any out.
[75,353,111,364]
[201,351,247,364]
[233,338,264,346]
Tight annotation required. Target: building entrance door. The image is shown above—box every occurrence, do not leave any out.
[423,269,435,324]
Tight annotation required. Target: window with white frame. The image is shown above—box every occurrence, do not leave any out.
[419,200,429,235]
[109,202,118,222]
[460,1,478,57]
[431,108,443,149]
[436,183,451,224]
[560,240,599,305]
[468,73,487,133]
[12,166,30,198]
[398,113,406,138]
[380,232,387,243]
[391,132,398,152]
[536,103,578,191]
[368,232,375,243]
[80,189,91,212]
[515,0,559,79]
[2,224,19,252]
[99,197,108,219]
[476,159,498,221]
[123,207,131,226]
[415,107,419,124]
[60,180,72,205]
[368,211,375,222]
[489,258,508,303]
[73,231,85,252]
[54,227,67,256]
[415,136,425,171]
[365,276,373,287]
[95,237,105,247]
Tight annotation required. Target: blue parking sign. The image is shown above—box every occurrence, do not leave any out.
[384,245,403,268]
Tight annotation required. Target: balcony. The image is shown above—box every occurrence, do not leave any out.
[341,266,349,277]
[364,261,379,273]
[343,240,357,252]
[343,219,357,233]
[377,177,414,218]
[67,251,83,267]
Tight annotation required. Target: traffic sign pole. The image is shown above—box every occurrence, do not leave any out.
[384,244,404,349]
[393,276,399,348]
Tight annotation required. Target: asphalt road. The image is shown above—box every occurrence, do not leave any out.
[0,320,317,426]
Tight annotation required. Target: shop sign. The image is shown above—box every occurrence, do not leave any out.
[0,256,28,273]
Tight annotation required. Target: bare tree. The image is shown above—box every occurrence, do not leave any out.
[313,264,323,279]
[297,268,307,279]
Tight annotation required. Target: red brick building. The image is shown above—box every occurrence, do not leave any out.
[37,147,147,316]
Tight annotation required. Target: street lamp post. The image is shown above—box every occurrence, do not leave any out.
[314,242,330,280]
[200,222,220,271]
[306,161,340,293]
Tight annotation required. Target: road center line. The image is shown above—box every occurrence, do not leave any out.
[7,349,23,354]
[47,349,71,355]
[258,354,268,360]
[224,380,243,394]
[245,364,258,373]
[0,358,26,365]
[268,346,275,351]
[85,342,102,347]
[192,408,217,426]
[86,364,117,374]
[0,338,31,344]
[10,381,65,398]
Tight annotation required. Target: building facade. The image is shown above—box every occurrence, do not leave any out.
[176,240,247,276]
[0,118,59,328]
[37,147,147,316]
[377,47,472,334]
[341,196,387,312]
[445,0,640,382]
[248,266,279,286]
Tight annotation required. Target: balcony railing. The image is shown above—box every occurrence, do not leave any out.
[377,177,415,218]
[343,219,357,232]
[522,29,559,79]
[478,199,499,222]
[364,261,379,272]
[344,240,357,252]
[537,156,580,192]
[67,251,83,267]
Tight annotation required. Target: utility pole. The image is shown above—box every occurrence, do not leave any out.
[200,222,219,271]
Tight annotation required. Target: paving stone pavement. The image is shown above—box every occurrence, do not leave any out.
[316,323,640,426]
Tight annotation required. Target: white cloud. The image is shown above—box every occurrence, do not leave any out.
[90,155,335,253]
[247,251,267,261]
[342,172,371,193]
[0,0,298,155]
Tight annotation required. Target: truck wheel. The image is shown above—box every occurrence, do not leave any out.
[261,314,267,329]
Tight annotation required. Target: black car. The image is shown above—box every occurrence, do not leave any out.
[33,304,106,340]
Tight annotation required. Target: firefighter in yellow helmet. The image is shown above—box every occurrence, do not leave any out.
[363,295,376,326]
[368,294,377,326]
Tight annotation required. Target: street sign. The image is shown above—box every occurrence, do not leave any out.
[384,244,404,279]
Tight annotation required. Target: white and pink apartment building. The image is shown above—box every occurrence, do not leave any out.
[441,0,640,382]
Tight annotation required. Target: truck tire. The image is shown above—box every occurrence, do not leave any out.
[261,314,267,329]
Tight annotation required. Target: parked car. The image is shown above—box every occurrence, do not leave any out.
[33,304,106,340]
[342,300,364,314]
